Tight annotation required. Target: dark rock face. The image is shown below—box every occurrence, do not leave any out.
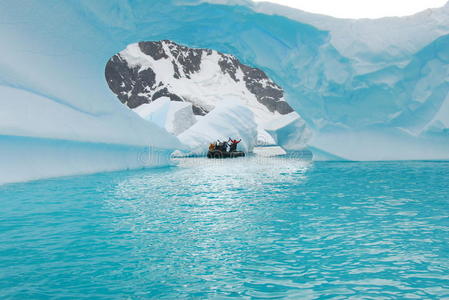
[105,55,157,109]
[105,40,294,115]
[239,65,291,114]
[138,41,168,60]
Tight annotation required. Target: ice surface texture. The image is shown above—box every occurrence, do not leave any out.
[0,135,173,185]
[1,0,448,183]
[195,0,449,159]
[133,97,197,136]
[0,1,186,183]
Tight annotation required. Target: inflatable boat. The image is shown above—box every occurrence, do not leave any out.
[207,150,245,159]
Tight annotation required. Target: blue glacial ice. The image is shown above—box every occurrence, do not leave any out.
[1,0,449,183]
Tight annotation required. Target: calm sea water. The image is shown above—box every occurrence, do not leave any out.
[1,157,448,299]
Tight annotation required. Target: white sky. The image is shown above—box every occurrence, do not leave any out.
[253,0,448,18]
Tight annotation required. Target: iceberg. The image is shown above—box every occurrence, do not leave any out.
[0,135,174,185]
[0,83,183,185]
[1,0,448,185]
[264,112,311,151]
[194,0,449,160]
[0,1,185,184]
[133,97,197,135]
[178,101,258,155]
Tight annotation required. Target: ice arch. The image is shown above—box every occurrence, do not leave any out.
[0,0,448,184]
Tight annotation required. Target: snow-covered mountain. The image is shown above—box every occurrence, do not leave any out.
[106,40,293,117]
[105,40,308,149]
[105,40,293,115]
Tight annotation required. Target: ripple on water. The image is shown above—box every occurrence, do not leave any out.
[0,160,448,298]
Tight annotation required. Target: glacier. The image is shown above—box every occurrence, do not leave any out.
[1,0,449,184]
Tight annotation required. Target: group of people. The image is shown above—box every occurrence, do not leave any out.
[209,138,242,152]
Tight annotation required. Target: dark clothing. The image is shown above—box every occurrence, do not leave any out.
[214,139,241,153]
[221,142,228,152]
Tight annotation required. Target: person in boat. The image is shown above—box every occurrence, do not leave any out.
[225,141,231,152]
[229,138,241,152]
[214,140,226,152]
[221,141,228,152]
[209,143,215,151]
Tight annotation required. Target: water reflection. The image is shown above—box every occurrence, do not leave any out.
[102,160,449,298]
[109,155,311,236]
[2,160,449,298]
[105,155,312,296]
[113,155,311,203]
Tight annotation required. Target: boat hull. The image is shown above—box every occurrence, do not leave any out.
[207,150,245,159]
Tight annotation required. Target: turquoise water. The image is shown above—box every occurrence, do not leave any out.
[1,157,449,299]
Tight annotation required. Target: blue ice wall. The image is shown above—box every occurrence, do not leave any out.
[0,0,448,162]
